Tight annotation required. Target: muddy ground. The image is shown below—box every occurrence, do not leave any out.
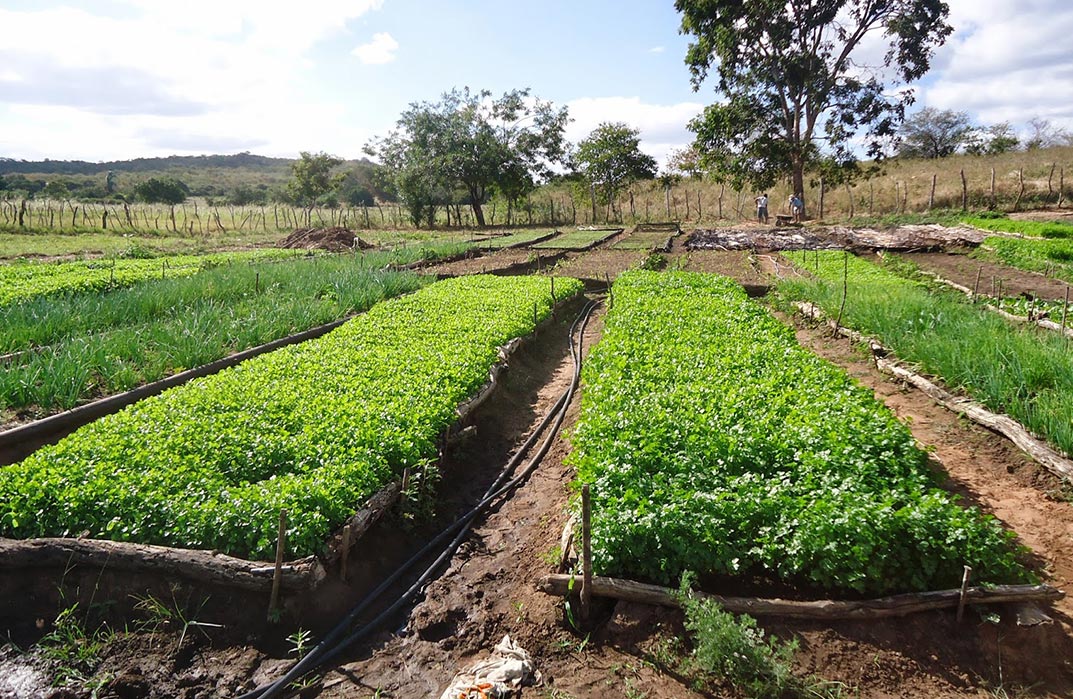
[4,230,1073,698]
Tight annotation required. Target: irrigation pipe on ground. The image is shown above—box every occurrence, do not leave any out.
[238,298,599,699]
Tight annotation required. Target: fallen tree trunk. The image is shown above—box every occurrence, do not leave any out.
[793,302,1073,484]
[0,537,323,593]
[537,574,1063,620]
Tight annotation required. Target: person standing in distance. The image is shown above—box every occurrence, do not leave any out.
[790,193,804,223]
[755,193,769,224]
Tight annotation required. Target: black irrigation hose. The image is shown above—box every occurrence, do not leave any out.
[240,298,598,699]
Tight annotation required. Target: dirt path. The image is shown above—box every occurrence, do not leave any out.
[775,313,1073,697]
[903,251,1072,301]
[9,249,1073,699]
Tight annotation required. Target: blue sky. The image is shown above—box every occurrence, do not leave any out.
[1,0,1071,166]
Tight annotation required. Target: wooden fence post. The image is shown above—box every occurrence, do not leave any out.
[1014,168,1025,211]
[990,167,996,210]
[960,169,968,211]
[818,176,825,219]
[928,173,937,211]
[340,524,352,582]
[957,566,973,622]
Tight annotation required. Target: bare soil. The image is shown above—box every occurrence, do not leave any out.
[903,251,1073,301]
[278,227,372,253]
[6,237,1073,698]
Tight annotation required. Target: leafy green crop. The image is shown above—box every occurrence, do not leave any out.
[963,216,1073,239]
[0,249,304,306]
[0,275,583,560]
[781,250,1073,458]
[571,270,1027,595]
[973,236,1073,283]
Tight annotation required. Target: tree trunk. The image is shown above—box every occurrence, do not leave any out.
[469,194,486,227]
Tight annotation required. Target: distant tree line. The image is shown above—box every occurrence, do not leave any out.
[897,109,1072,160]
[0,152,292,175]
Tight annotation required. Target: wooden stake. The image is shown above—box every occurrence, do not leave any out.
[928,173,937,211]
[957,565,973,622]
[340,524,351,582]
[1062,287,1070,341]
[973,267,982,301]
[581,484,593,624]
[268,509,287,621]
[1015,168,1025,211]
[960,169,968,211]
[990,167,996,210]
[835,250,849,331]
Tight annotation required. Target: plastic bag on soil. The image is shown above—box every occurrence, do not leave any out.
[438,635,539,699]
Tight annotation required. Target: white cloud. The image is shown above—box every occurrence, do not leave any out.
[922,0,1073,131]
[0,2,385,160]
[566,96,705,168]
[648,46,666,54]
[352,32,399,65]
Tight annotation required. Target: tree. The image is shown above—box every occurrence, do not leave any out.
[1025,117,1071,150]
[896,108,972,159]
[228,184,269,206]
[573,123,657,221]
[287,151,344,207]
[133,177,188,205]
[964,122,1019,156]
[42,180,71,200]
[666,146,705,179]
[678,0,953,211]
[367,87,569,227]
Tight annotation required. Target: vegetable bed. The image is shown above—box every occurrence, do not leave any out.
[0,274,583,560]
[781,250,1073,459]
[0,249,303,306]
[973,236,1073,284]
[570,270,1026,595]
[478,229,559,250]
[0,245,470,417]
[530,228,622,250]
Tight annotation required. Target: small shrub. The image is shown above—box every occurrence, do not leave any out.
[679,575,798,698]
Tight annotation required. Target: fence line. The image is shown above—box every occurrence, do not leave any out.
[1,164,1070,234]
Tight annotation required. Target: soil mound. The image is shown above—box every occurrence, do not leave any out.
[278,227,373,252]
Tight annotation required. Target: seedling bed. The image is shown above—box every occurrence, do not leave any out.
[530,227,623,251]
[0,277,583,592]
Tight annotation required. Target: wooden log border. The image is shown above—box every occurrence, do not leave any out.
[537,573,1064,620]
[793,301,1073,484]
[0,315,356,465]
[531,228,624,252]
[0,292,584,592]
[917,269,1073,340]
